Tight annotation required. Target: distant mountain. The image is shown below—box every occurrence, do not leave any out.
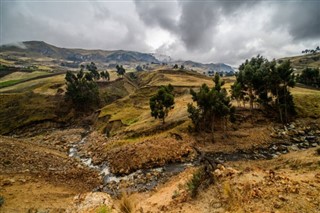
[0,41,159,64]
[151,53,173,63]
[0,41,234,73]
[180,60,234,73]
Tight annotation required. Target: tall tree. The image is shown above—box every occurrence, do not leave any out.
[116,65,126,77]
[149,84,175,124]
[188,73,234,140]
[65,69,99,111]
[86,62,100,80]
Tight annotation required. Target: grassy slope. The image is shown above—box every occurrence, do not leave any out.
[98,70,214,135]
[280,53,320,73]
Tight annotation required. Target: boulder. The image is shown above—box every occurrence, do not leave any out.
[67,192,119,213]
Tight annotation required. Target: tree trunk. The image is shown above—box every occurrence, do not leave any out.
[211,115,215,142]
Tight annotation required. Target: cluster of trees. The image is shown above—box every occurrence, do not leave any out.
[65,69,100,110]
[173,64,185,69]
[302,46,320,54]
[188,73,235,139]
[65,62,110,110]
[231,55,295,123]
[116,64,126,77]
[84,62,110,81]
[296,67,320,88]
[149,55,297,141]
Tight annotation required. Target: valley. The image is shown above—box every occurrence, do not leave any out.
[0,42,320,213]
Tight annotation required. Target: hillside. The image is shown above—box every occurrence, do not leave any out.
[1,61,320,212]
[0,41,234,78]
[279,52,320,73]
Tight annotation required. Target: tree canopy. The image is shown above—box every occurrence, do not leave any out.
[116,65,126,77]
[149,84,175,124]
[65,69,99,111]
[188,73,235,139]
[232,55,295,123]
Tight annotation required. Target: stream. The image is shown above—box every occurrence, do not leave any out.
[68,128,319,196]
[68,136,193,196]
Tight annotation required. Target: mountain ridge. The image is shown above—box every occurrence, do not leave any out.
[0,41,234,72]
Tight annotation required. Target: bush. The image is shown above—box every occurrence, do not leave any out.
[186,168,205,198]
[119,192,134,213]
[96,205,111,213]
[0,195,4,207]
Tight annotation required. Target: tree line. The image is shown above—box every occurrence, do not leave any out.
[65,55,297,140]
[149,55,297,140]
[65,62,125,110]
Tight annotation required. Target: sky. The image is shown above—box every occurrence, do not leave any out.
[1,0,319,66]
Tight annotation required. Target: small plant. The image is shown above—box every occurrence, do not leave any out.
[119,192,134,213]
[172,189,180,199]
[316,148,320,156]
[0,195,4,207]
[96,205,111,213]
[186,168,204,198]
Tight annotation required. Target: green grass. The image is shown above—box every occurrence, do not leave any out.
[292,87,320,118]
[0,79,21,88]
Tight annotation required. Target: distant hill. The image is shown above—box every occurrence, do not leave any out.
[178,60,234,74]
[278,53,320,73]
[0,41,234,73]
[0,41,159,64]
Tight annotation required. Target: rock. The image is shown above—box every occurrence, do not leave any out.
[289,124,295,129]
[68,192,119,213]
[2,179,15,186]
[274,202,282,209]
[292,137,300,143]
[311,143,318,147]
[298,130,305,135]
[306,136,316,141]
[278,195,288,202]
[288,145,299,152]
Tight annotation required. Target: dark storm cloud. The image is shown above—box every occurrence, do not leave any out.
[134,0,178,31]
[270,1,320,40]
[1,0,319,66]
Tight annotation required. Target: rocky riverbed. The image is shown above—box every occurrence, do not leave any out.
[66,121,320,197]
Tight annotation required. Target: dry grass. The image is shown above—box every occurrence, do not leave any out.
[119,192,135,213]
[0,71,49,82]
[292,86,320,118]
[0,74,65,94]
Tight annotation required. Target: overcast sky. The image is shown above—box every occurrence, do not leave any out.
[1,0,319,66]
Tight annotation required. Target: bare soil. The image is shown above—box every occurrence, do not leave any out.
[0,136,101,212]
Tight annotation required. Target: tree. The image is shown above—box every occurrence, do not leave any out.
[188,73,234,140]
[116,64,126,77]
[180,65,185,70]
[65,69,99,111]
[297,67,320,87]
[86,62,100,80]
[235,55,296,123]
[100,70,110,81]
[173,64,179,69]
[136,65,143,72]
[149,84,175,124]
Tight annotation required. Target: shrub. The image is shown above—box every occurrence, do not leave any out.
[119,192,134,213]
[96,205,111,213]
[186,168,205,198]
[0,195,4,207]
